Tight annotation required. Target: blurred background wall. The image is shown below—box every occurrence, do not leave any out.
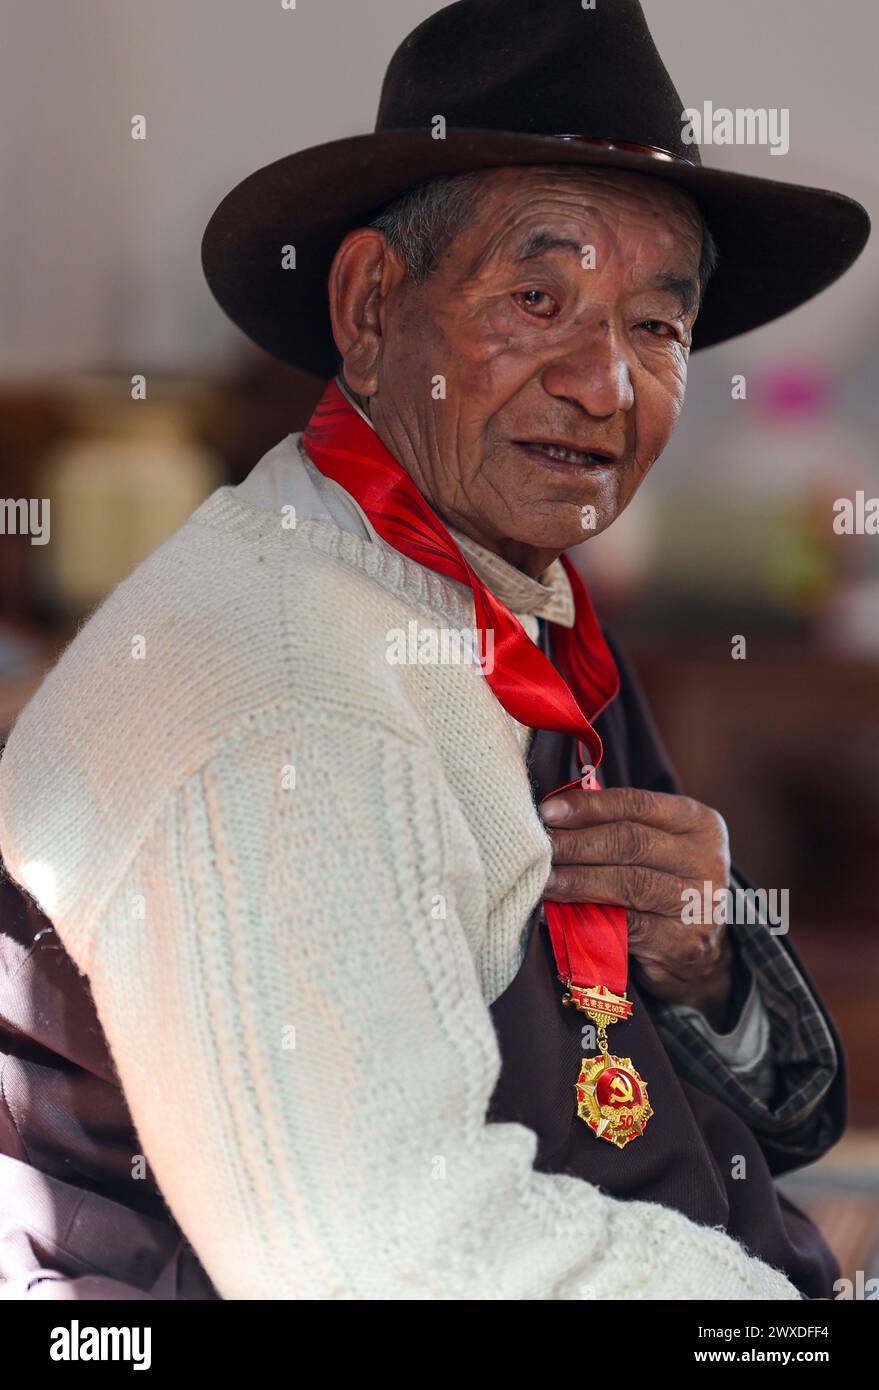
[1,0,877,1281]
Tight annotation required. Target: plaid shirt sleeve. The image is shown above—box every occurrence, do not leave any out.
[649,865,839,1163]
[661,947,777,1103]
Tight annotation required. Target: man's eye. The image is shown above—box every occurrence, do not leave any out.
[513,290,560,318]
[637,319,679,339]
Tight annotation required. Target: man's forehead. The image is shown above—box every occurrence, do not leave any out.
[471,165,702,249]
[443,167,703,297]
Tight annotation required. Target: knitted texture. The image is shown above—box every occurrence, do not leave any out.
[0,482,801,1301]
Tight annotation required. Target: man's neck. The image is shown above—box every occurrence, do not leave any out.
[335,374,374,429]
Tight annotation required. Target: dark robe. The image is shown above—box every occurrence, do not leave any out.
[0,634,841,1299]
[486,631,841,1299]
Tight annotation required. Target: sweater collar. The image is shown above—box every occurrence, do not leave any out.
[334,375,575,628]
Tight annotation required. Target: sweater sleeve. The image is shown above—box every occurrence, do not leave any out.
[77,702,800,1301]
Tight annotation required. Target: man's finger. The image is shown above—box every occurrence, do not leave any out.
[539,785,702,832]
[626,909,722,983]
[544,862,696,917]
[626,911,732,1011]
[549,823,719,878]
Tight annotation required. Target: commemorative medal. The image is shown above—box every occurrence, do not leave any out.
[563,983,653,1149]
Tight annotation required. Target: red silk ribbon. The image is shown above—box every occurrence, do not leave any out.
[303,379,628,996]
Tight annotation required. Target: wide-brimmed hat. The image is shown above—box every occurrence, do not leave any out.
[201,0,870,378]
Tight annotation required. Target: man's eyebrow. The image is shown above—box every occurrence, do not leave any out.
[513,230,585,262]
[644,271,699,318]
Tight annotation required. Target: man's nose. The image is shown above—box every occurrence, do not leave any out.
[541,323,635,418]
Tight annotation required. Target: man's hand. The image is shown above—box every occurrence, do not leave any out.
[539,786,734,1028]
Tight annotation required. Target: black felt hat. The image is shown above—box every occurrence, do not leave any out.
[201,0,870,377]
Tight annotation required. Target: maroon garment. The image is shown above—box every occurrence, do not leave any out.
[488,918,835,1298]
[485,631,840,1299]
[0,637,841,1300]
[0,872,218,1300]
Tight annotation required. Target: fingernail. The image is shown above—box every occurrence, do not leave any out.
[540,797,567,824]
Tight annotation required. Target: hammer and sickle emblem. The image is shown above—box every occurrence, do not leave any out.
[609,1073,634,1105]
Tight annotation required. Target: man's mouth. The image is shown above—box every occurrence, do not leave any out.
[513,440,617,467]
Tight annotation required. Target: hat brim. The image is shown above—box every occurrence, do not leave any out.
[201,129,870,378]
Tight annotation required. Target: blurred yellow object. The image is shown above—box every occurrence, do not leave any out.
[36,386,222,616]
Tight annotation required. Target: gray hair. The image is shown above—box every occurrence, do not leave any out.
[333,168,717,368]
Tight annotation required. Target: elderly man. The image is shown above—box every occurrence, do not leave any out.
[0,0,869,1300]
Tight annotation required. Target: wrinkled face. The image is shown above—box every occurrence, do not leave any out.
[334,165,705,574]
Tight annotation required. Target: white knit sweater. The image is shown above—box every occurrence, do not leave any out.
[0,429,801,1301]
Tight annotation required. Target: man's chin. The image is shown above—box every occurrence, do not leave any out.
[501,507,614,554]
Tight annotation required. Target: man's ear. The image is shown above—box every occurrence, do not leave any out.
[327,228,403,397]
